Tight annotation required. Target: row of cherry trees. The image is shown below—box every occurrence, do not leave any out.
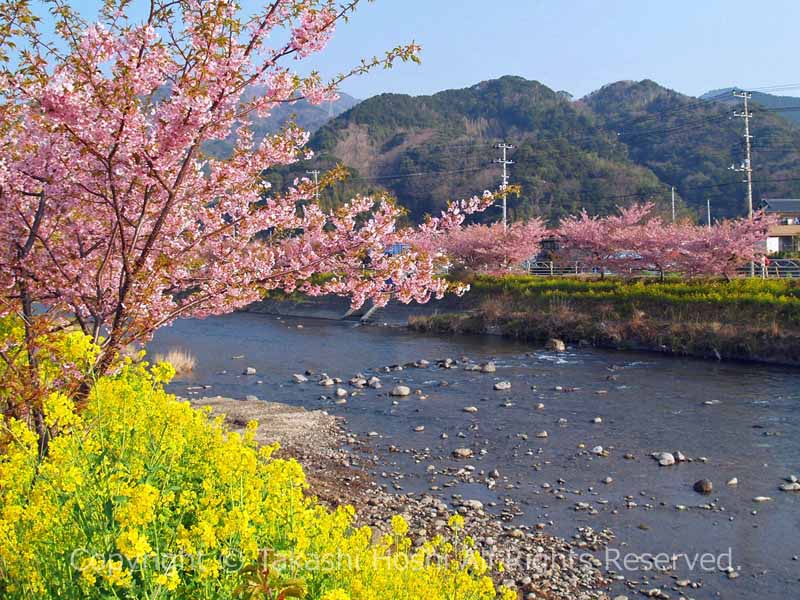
[418,203,775,279]
[557,203,776,279]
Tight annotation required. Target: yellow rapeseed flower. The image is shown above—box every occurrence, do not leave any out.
[390,515,409,536]
[117,528,152,560]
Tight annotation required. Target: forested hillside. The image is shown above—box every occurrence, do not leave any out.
[264,77,800,223]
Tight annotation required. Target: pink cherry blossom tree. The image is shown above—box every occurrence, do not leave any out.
[557,203,657,277]
[668,212,776,279]
[414,219,548,275]
[0,0,495,433]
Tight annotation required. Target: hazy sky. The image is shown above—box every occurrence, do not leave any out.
[40,0,800,100]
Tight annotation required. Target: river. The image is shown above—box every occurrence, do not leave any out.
[150,310,800,600]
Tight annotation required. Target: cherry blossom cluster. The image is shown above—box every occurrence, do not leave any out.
[0,0,492,373]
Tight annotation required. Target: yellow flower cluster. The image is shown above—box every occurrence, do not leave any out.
[0,334,502,599]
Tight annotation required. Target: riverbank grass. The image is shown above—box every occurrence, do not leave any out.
[410,276,800,364]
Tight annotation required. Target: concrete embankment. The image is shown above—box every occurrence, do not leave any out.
[245,293,470,324]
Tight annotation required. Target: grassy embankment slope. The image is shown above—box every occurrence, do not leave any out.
[409,276,800,365]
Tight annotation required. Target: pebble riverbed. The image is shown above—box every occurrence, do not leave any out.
[151,311,800,600]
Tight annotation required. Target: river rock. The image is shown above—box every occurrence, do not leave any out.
[693,479,713,495]
[244,394,258,401]
[652,452,676,466]
[367,376,382,389]
[535,431,549,439]
[546,338,566,352]
[243,366,257,375]
[753,496,773,502]
[727,477,739,486]
[335,387,348,398]
[453,448,474,459]
[413,425,425,432]
[349,376,367,388]
[292,373,307,383]
[463,406,479,413]
[319,377,335,386]
[779,482,800,492]
[462,499,484,511]
[494,381,511,391]
[391,385,411,397]
[480,362,496,373]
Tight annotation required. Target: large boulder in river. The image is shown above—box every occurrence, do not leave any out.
[390,385,411,397]
[546,338,566,353]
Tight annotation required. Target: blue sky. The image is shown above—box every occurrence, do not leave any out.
[38,0,800,100]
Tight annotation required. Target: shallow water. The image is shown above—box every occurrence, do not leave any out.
[150,311,800,599]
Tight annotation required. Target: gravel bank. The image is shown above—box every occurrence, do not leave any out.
[190,395,612,600]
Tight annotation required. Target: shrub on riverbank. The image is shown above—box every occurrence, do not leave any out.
[0,341,503,600]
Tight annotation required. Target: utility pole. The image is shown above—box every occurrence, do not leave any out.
[306,169,320,202]
[732,90,754,218]
[493,143,514,229]
[707,198,711,228]
[732,90,755,275]
[671,186,676,222]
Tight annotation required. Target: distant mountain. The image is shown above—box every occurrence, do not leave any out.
[701,87,800,126]
[264,76,800,222]
[281,76,676,223]
[204,90,360,158]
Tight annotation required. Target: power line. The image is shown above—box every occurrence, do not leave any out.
[352,164,491,181]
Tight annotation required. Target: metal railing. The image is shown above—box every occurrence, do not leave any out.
[735,259,800,278]
[522,259,800,278]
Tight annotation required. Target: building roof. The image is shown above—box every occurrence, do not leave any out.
[763,199,800,213]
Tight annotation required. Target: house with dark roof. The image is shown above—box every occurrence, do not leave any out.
[763,199,800,254]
